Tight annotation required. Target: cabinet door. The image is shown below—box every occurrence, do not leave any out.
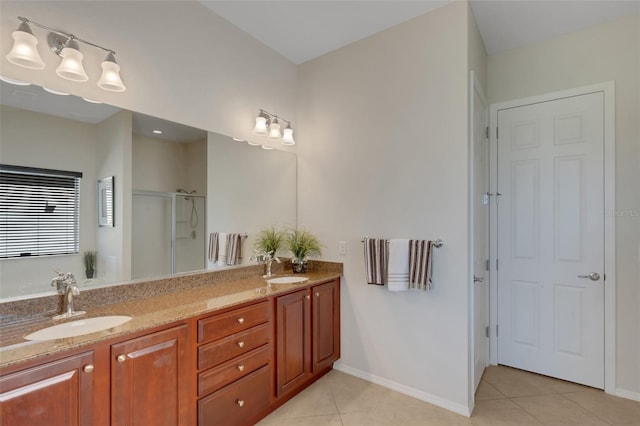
[312,279,341,373]
[111,325,189,426]
[276,289,311,397]
[0,351,94,426]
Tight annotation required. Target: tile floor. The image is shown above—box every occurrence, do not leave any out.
[256,365,640,425]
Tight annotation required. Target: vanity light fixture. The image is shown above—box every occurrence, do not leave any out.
[252,109,295,145]
[6,17,126,92]
[82,97,102,104]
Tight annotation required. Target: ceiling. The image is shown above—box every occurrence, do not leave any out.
[201,0,640,63]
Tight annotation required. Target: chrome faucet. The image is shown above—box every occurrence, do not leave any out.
[51,271,86,320]
[250,250,281,278]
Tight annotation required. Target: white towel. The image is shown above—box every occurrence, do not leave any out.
[217,232,229,267]
[387,239,410,291]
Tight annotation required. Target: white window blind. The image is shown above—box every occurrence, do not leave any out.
[0,165,82,259]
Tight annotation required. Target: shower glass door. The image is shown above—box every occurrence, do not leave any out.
[174,194,206,274]
[132,191,206,280]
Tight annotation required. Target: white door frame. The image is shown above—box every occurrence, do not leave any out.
[469,70,489,407]
[488,81,616,394]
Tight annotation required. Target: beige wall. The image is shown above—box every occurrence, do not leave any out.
[298,1,473,413]
[488,14,640,396]
[0,106,98,298]
[132,134,207,194]
[96,110,132,284]
[0,1,297,145]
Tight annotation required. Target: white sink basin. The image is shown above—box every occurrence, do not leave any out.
[266,276,309,285]
[25,315,132,341]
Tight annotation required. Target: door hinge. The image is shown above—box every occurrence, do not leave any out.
[496,127,499,139]
[496,259,499,270]
[485,325,489,338]
[485,259,489,271]
[485,126,489,139]
[496,324,499,337]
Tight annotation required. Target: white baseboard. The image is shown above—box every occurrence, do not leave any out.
[613,388,640,402]
[333,363,472,417]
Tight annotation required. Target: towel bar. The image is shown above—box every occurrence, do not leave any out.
[361,237,443,248]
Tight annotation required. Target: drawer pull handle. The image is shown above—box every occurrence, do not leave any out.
[236,399,245,407]
[237,317,245,324]
[116,354,126,363]
[83,364,94,373]
[237,341,245,348]
[237,364,245,372]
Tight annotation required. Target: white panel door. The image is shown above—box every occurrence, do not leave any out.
[473,83,489,391]
[497,92,604,388]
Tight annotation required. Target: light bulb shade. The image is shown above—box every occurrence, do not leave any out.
[98,58,126,92]
[268,119,282,141]
[6,27,45,70]
[282,126,295,145]
[56,47,88,81]
[253,116,268,135]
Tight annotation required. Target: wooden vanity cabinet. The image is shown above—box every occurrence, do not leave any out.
[276,278,341,398]
[1,277,340,426]
[196,300,272,426]
[0,351,95,426]
[111,325,190,426]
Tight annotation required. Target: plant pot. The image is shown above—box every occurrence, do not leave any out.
[85,269,95,279]
[292,259,307,274]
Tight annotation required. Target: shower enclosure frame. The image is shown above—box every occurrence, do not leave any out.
[132,190,206,275]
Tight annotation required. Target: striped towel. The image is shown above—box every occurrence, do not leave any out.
[226,233,244,266]
[364,238,388,285]
[208,232,219,263]
[409,240,434,291]
[387,239,410,291]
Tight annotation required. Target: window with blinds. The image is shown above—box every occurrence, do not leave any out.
[0,165,82,259]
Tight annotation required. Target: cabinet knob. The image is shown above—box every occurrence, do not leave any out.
[305,295,310,300]
[236,399,245,407]
[237,341,245,348]
[83,364,94,373]
[116,354,126,363]
[237,364,245,372]
[237,317,245,324]
[315,292,320,297]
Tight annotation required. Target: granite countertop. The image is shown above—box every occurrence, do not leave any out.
[0,268,341,369]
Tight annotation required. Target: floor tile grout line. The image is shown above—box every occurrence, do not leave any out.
[557,393,616,425]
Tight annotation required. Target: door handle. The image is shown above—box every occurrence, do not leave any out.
[473,275,484,283]
[578,272,600,281]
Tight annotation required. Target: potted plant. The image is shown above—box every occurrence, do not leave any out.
[286,229,322,273]
[255,226,285,257]
[83,250,97,279]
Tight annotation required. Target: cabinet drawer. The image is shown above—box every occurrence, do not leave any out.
[198,301,270,343]
[198,344,270,397]
[198,364,271,426]
[198,323,271,370]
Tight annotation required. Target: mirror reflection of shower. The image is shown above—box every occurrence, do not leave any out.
[132,190,206,280]
[176,188,198,238]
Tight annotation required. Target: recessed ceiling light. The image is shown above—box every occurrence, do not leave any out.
[152,130,163,134]
[232,137,244,142]
[0,75,30,86]
[82,97,102,104]
[42,87,70,96]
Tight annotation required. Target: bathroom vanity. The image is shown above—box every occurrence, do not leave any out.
[0,265,341,425]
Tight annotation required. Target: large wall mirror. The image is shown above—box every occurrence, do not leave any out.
[0,80,297,300]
